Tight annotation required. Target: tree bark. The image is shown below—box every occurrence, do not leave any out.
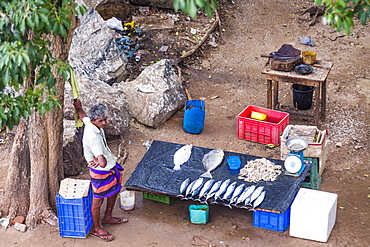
[0,1,78,229]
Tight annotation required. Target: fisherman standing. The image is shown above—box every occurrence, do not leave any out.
[73,99,128,242]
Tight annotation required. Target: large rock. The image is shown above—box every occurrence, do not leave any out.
[115,59,186,128]
[64,76,132,136]
[63,120,86,176]
[95,0,131,21]
[129,0,174,10]
[68,4,128,85]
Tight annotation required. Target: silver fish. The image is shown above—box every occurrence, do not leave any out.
[184,179,197,199]
[197,179,215,201]
[191,179,205,198]
[251,191,266,210]
[188,177,204,198]
[222,181,237,201]
[200,148,224,179]
[236,185,256,205]
[178,178,190,197]
[213,179,231,202]
[249,186,265,205]
[205,180,223,202]
[228,184,246,208]
[173,144,193,170]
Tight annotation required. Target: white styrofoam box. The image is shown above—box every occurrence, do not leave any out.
[290,188,338,242]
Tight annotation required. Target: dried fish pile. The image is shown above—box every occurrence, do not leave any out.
[238,158,282,183]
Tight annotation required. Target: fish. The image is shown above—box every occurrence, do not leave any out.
[204,180,223,202]
[197,179,215,201]
[173,144,193,170]
[228,184,246,208]
[213,179,231,202]
[191,178,205,198]
[200,148,224,179]
[250,191,266,211]
[235,185,255,205]
[222,181,237,201]
[248,186,264,205]
[184,179,197,199]
[188,177,204,199]
[178,178,190,197]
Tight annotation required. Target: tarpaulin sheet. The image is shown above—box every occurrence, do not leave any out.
[125,140,311,213]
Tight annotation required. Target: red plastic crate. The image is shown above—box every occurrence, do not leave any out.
[237,105,289,146]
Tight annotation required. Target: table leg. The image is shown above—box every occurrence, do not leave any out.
[267,79,272,108]
[313,87,320,126]
[321,80,327,121]
[273,80,279,109]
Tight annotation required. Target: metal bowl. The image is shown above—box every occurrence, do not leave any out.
[285,137,308,152]
[294,64,313,75]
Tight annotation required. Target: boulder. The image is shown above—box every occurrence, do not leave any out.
[95,0,131,21]
[68,3,128,85]
[129,0,174,10]
[115,59,186,128]
[63,120,86,176]
[64,76,132,136]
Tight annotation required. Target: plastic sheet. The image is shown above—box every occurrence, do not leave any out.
[125,140,311,213]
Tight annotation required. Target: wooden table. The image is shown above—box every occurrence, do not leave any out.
[261,61,334,126]
[125,140,311,214]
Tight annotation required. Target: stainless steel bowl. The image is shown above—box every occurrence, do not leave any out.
[285,137,308,152]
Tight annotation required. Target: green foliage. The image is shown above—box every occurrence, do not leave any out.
[315,0,370,35]
[173,0,218,18]
[0,0,86,130]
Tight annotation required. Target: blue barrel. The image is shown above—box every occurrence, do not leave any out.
[183,100,205,134]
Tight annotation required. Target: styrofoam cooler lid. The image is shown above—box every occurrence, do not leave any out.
[59,178,91,199]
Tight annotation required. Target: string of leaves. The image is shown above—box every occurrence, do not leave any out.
[0,0,86,130]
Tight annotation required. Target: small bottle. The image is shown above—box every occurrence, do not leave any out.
[135,53,141,62]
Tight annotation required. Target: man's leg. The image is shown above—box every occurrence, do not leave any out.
[91,197,115,241]
[102,192,128,224]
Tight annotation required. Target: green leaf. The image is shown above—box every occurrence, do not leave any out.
[26,16,34,29]
[195,0,205,8]
[189,0,198,18]
[39,13,50,25]
[59,25,67,38]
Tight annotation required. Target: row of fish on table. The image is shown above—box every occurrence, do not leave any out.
[173,144,267,210]
[178,177,266,210]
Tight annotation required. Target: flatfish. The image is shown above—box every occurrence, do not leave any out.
[200,148,224,179]
[173,144,193,170]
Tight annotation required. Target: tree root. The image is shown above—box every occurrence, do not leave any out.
[181,10,221,59]
[26,207,58,230]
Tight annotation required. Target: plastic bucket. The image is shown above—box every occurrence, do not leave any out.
[183,100,205,134]
[292,84,315,110]
[120,191,135,211]
[189,205,209,224]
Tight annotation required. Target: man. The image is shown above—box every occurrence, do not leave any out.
[73,99,128,242]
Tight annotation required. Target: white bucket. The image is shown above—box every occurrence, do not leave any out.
[120,191,135,211]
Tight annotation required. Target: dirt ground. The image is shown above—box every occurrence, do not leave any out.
[0,0,369,246]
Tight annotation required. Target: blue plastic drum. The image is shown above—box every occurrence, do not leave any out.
[183,100,205,134]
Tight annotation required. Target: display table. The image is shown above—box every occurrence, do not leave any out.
[261,60,334,126]
[125,140,311,214]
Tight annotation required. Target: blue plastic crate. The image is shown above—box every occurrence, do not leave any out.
[252,207,291,232]
[56,187,93,238]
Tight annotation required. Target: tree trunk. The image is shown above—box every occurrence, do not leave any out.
[0,1,78,229]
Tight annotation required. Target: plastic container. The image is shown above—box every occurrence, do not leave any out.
[227,156,241,170]
[120,190,135,211]
[183,100,205,134]
[292,84,315,110]
[290,188,338,242]
[253,207,291,232]
[237,105,289,146]
[56,187,93,238]
[189,205,209,224]
[142,192,173,204]
[302,51,316,65]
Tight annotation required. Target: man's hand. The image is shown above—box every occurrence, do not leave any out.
[88,157,99,168]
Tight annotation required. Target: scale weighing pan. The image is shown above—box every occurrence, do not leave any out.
[285,137,308,152]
